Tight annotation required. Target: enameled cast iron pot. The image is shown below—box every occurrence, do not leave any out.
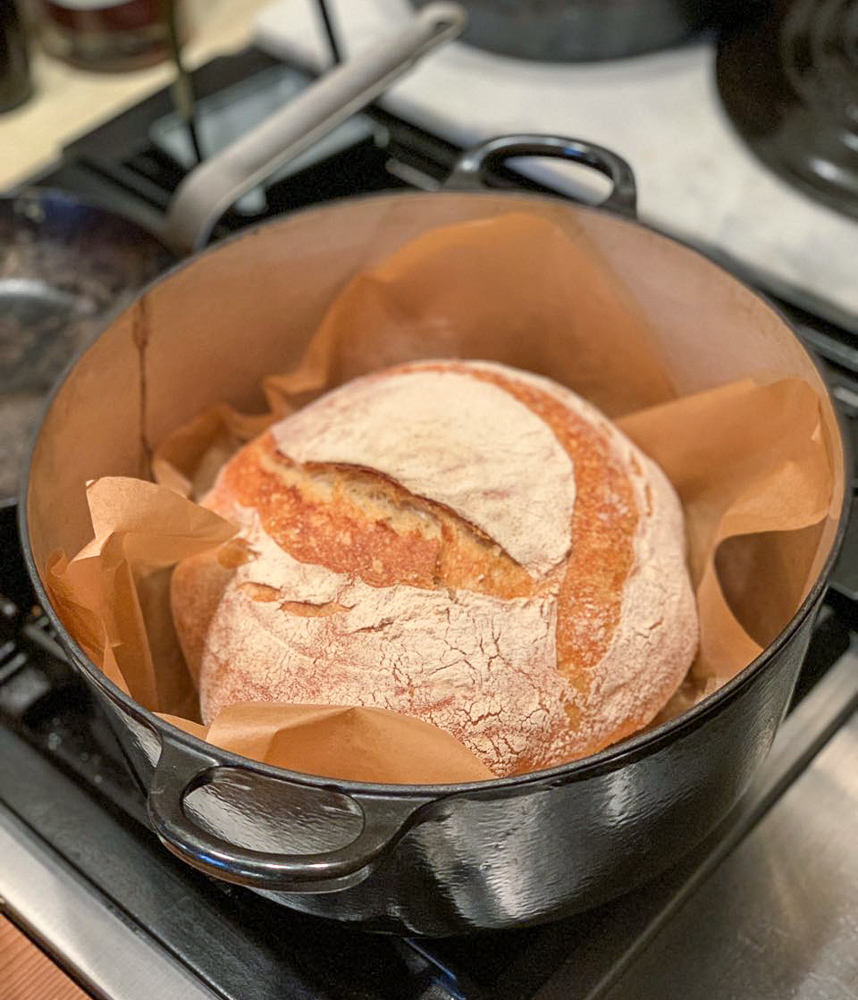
[21,136,848,936]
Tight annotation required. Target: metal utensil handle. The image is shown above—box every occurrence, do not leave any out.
[147,741,428,891]
[445,134,638,216]
[163,2,467,253]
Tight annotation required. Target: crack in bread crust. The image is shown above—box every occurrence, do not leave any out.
[209,440,542,600]
[273,368,578,577]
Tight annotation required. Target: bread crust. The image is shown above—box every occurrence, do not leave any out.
[172,361,697,776]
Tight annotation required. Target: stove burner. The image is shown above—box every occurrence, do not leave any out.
[716,0,858,218]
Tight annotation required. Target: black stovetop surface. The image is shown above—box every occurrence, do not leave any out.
[2,45,858,1000]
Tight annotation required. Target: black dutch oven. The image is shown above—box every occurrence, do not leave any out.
[18,21,848,935]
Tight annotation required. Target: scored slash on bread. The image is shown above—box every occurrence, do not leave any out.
[171,361,698,778]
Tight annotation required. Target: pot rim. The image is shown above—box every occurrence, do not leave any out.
[18,187,852,799]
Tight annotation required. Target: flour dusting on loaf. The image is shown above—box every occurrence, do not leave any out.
[171,360,698,777]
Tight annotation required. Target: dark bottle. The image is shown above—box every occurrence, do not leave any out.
[0,0,32,113]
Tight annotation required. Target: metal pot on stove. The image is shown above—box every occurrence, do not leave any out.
[410,0,757,62]
[19,7,849,936]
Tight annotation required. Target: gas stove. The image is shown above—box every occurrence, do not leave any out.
[1,37,858,1000]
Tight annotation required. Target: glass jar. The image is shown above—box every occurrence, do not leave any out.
[36,0,187,72]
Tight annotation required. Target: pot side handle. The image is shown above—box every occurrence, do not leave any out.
[147,741,432,892]
[445,134,638,217]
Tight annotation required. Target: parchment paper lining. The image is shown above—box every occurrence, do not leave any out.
[45,213,836,784]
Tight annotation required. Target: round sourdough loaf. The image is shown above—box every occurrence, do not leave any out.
[171,361,698,777]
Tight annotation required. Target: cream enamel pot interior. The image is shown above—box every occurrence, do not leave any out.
[22,136,847,935]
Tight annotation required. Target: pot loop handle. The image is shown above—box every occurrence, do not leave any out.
[147,740,432,892]
[445,134,638,217]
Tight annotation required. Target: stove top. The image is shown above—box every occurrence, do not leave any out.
[1,43,858,1000]
[717,0,858,219]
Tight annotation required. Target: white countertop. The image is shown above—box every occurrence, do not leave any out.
[255,0,858,324]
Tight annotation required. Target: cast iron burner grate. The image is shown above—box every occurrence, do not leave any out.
[716,0,858,218]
